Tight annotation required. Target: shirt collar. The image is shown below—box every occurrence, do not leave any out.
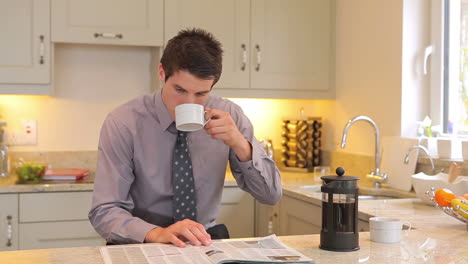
[154,90,174,132]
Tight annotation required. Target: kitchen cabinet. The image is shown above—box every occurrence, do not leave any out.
[255,201,279,237]
[217,186,255,238]
[18,191,104,250]
[164,0,335,99]
[0,0,51,94]
[279,194,322,235]
[51,0,163,46]
[0,194,19,251]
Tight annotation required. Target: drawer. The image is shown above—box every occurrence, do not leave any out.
[19,220,105,249]
[19,192,93,222]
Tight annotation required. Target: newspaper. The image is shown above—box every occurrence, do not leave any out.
[100,235,314,264]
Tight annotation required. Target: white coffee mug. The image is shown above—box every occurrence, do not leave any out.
[369,217,411,243]
[175,104,209,132]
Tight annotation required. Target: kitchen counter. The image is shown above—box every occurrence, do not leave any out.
[0,229,466,264]
[1,169,465,232]
[0,170,466,263]
[0,175,94,193]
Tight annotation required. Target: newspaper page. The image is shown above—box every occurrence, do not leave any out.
[100,235,314,264]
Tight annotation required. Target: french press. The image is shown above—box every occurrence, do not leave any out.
[319,167,360,251]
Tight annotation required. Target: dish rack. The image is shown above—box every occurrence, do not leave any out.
[426,187,468,229]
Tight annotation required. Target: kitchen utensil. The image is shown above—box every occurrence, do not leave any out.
[320,167,360,252]
[380,136,419,191]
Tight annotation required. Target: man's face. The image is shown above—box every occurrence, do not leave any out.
[159,64,214,120]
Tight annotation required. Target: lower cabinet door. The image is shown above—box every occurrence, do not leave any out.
[0,194,19,251]
[217,187,254,238]
[279,195,322,235]
[19,220,105,250]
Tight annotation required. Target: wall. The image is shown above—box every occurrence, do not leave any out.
[333,0,404,157]
[0,44,152,151]
[0,44,335,152]
[333,0,430,156]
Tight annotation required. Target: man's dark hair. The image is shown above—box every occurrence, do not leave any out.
[160,28,223,87]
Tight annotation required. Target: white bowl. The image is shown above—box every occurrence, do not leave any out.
[411,172,468,205]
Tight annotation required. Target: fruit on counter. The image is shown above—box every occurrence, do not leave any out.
[450,198,468,219]
[15,162,46,183]
[434,188,456,207]
[463,193,468,200]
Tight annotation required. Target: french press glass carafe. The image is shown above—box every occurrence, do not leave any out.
[319,167,359,251]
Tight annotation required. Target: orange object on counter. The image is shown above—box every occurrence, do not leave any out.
[434,188,456,207]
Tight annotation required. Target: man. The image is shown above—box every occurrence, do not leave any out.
[89,28,282,248]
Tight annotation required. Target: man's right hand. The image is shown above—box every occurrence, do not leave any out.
[144,219,212,247]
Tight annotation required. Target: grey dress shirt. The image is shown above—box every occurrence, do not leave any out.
[89,91,282,244]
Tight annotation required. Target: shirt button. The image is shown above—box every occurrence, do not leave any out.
[248,167,252,170]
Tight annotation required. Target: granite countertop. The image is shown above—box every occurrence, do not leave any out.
[0,229,466,264]
[0,175,94,193]
[0,170,466,263]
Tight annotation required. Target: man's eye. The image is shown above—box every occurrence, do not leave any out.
[196,93,208,97]
[176,88,185,93]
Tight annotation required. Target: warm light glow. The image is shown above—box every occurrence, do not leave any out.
[228,97,334,147]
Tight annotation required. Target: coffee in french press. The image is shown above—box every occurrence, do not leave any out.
[319,167,360,251]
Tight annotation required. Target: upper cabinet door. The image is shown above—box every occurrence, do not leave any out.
[251,0,334,97]
[51,0,163,46]
[164,0,250,89]
[0,0,50,84]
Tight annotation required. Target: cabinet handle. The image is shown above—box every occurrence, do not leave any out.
[39,35,45,65]
[94,33,123,39]
[241,44,247,71]
[255,44,261,71]
[6,215,12,247]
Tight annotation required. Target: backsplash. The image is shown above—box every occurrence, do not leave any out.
[8,150,461,188]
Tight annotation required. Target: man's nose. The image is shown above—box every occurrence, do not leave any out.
[182,95,198,104]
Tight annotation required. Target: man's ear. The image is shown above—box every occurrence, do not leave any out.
[158,64,165,82]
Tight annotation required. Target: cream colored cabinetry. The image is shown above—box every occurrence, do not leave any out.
[51,0,163,46]
[164,0,334,99]
[18,191,104,250]
[255,201,279,237]
[0,194,19,251]
[217,186,255,238]
[164,0,250,89]
[0,0,51,94]
[279,195,322,235]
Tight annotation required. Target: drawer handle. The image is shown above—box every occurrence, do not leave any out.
[39,35,45,65]
[241,44,247,71]
[255,44,261,72]
[94,33,123,39]
[6,215,12,247]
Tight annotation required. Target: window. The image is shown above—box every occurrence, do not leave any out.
[443,0,468,135]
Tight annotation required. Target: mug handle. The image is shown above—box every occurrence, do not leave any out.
[403,221,412,236]
[203,110,211,126]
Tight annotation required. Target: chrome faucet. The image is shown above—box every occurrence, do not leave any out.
[340,116,387,188]
[404,145,435,174]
